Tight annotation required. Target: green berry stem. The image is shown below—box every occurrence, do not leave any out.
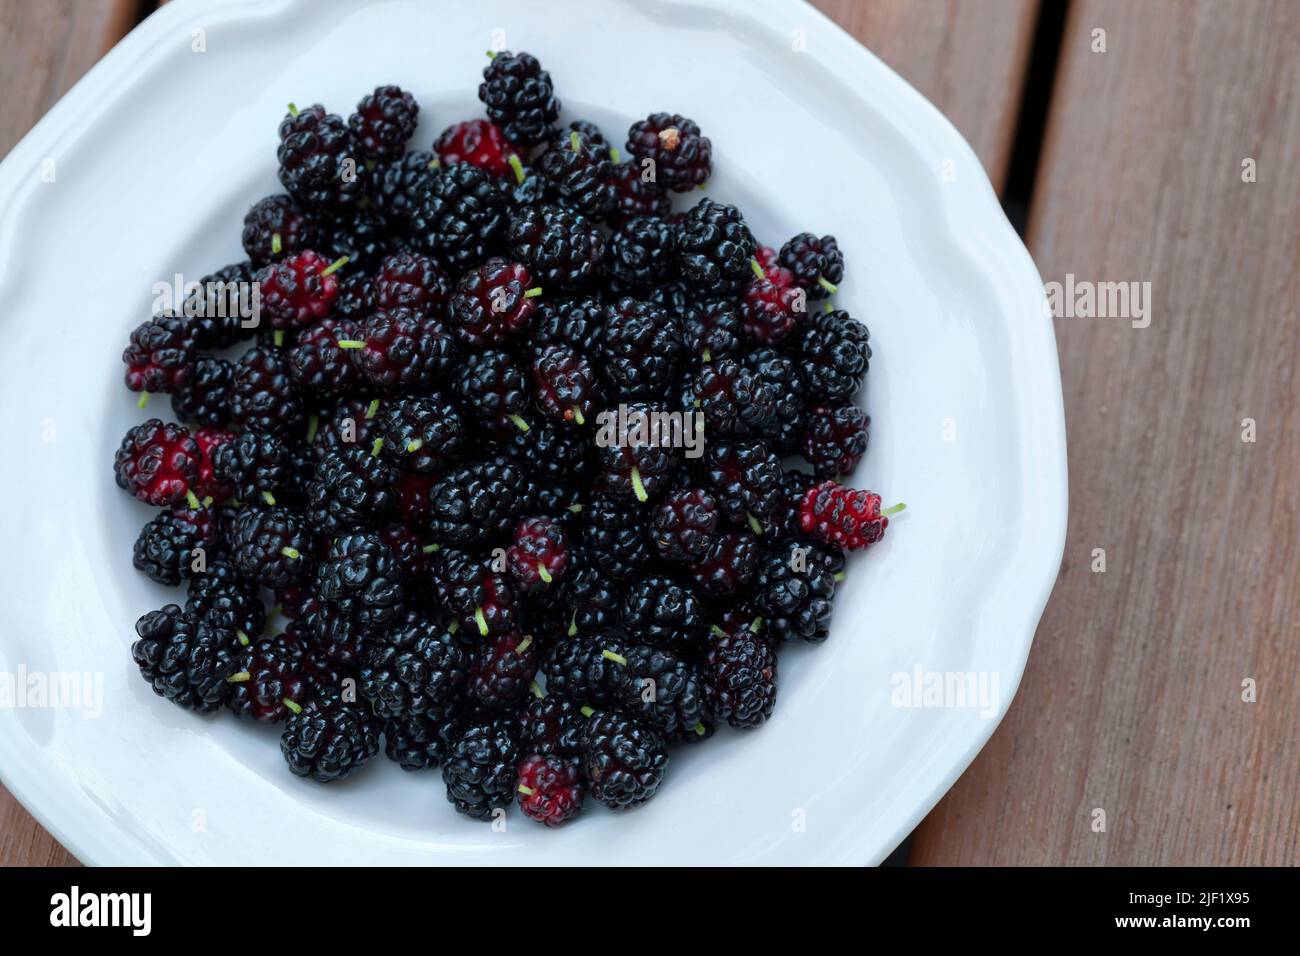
[137,391,149,409]
[270,232,282,255]
[185,490,202,510]
[280,546,300,559]
[601,648,627,666]
[508,153,526,185]
[536,562,552,584]
[630,466,648,503]
[817,276,838,295]
[749,257,765,281]
[283,698,303,715]
[524,287,543,298]
[261,491,276,506]
[516,634,534,655]
[321,255,349,276]
[474,607,488,636]
[881,502,907,517]
[508,414,530,432]
[335,338,365,349]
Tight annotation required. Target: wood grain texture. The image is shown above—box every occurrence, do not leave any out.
[0,0,140,867]
[911,0,1300,865]
[810,0,1039,189]
[0,0,139,157]
[0,793,79,866]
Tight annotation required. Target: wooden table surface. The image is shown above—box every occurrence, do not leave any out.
[1,0,1295,866]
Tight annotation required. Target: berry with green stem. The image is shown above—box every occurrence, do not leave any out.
[131,605,242,712]
[241,194,320,266]
[360,611,471,719]
[780,232,844,298]
[255,250,347,330]
[469,630,540,711]
[211,430,289,505]
[799,482,903,551]
[453,348,532,438]
[374,394,465,475]
[122,313,195,396]
[516,753,584,826]
[448,257,541,347]
[281,692,382,782]
[349,307,460,394]
[705,626,778,728]
[113,419,201,507]
[228,505,315,589]
[435,118,521,179]
[506,517,569,593]
[227,631,309,722]
[531,343,597,425]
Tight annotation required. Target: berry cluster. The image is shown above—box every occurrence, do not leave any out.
[116,54,901,828]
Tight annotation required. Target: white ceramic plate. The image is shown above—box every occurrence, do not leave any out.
[0,0,1066,865]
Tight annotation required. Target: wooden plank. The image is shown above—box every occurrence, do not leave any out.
[0,794,79,866]
[811,0,1039,189]
[0,0,140,157]
[911,0,1300,865]
[0,0,141,866]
